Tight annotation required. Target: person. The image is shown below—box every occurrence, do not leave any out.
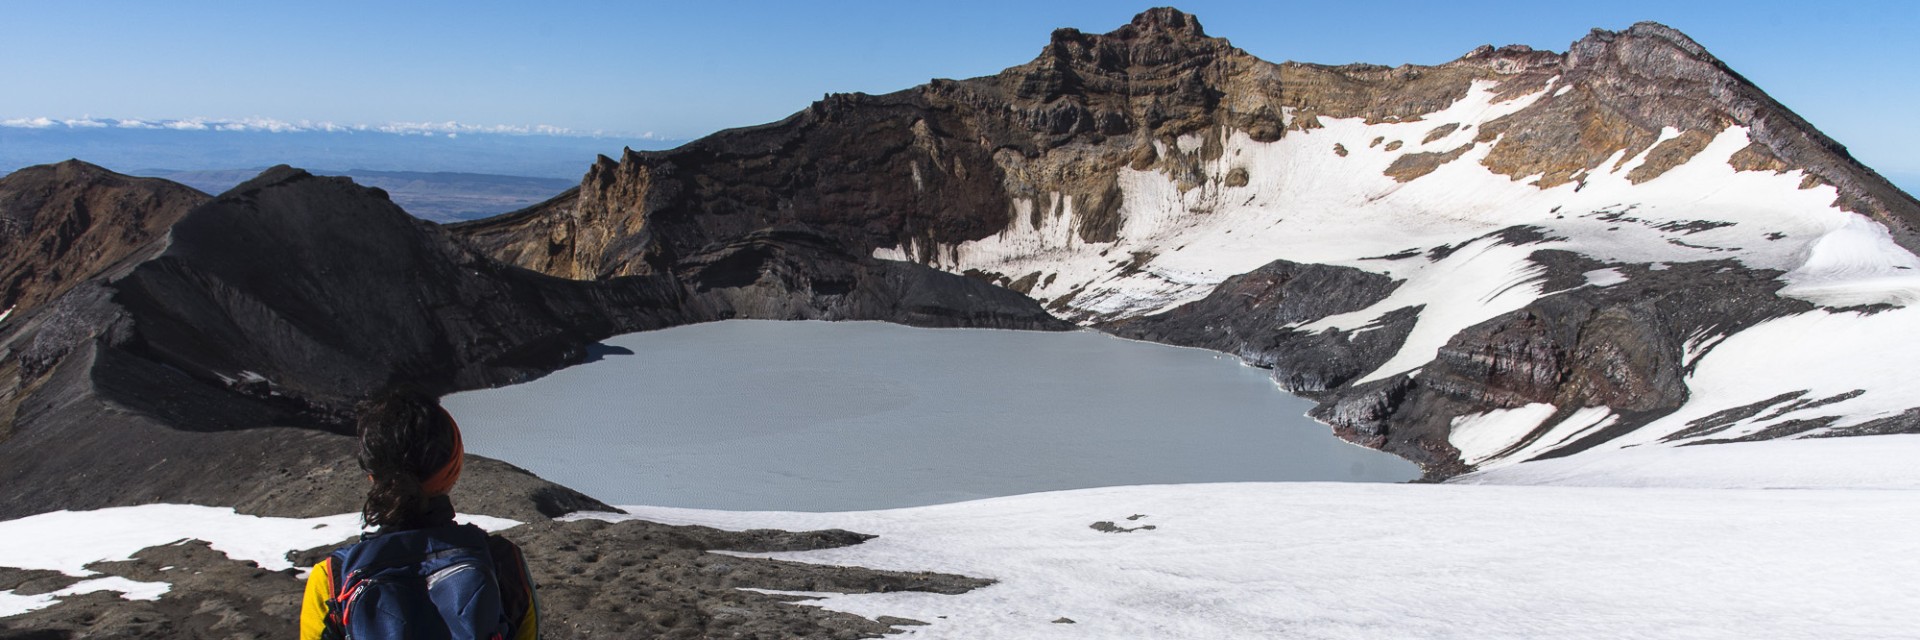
[299,388,540,640]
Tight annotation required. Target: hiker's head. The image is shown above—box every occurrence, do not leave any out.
[355,387,464,528]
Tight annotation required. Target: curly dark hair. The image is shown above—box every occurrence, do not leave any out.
[355,387,458,528]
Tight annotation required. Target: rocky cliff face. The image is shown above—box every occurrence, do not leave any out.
[452,8,1920,479]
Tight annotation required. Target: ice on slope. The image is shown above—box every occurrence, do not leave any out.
[592,482,1920,640]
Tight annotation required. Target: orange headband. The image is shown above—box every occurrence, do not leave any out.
[419,410,464,497]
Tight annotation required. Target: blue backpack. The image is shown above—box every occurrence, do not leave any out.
[322,523,530,640]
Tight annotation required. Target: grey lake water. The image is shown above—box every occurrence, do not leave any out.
[442,320,1419,511]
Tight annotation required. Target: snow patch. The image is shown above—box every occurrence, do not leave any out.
[0,577,171,617]
[1582,267,1628,287]
[1449,403,1559,466]
[1174,132,1205,154]
[1777,214,1920,306]
[1497,406,1617,468]
[871,245,909,262]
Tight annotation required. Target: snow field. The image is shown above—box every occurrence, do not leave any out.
[0,482,1912,637]
[592,482,1920,640]
[0,504,518,617]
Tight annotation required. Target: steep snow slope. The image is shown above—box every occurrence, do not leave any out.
[877,79,1920,478]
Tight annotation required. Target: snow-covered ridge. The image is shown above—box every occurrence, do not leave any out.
[874,80,1920,479]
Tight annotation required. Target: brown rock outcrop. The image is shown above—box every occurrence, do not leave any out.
[0,161,207,318]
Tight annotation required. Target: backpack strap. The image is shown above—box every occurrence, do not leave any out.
[320,551,349,640]
[488,535,537,640]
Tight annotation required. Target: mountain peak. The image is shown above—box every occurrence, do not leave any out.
[224,164,315,196]
[17,159,124,185]
[1121,7,1206,38]
[1044,6,1222,53]
[1568,21,1715,69]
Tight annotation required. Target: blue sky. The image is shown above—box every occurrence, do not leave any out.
[3,1,1917,182]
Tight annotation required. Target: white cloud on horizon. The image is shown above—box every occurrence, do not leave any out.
[1,117,56,128]
[0,115,672,140]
